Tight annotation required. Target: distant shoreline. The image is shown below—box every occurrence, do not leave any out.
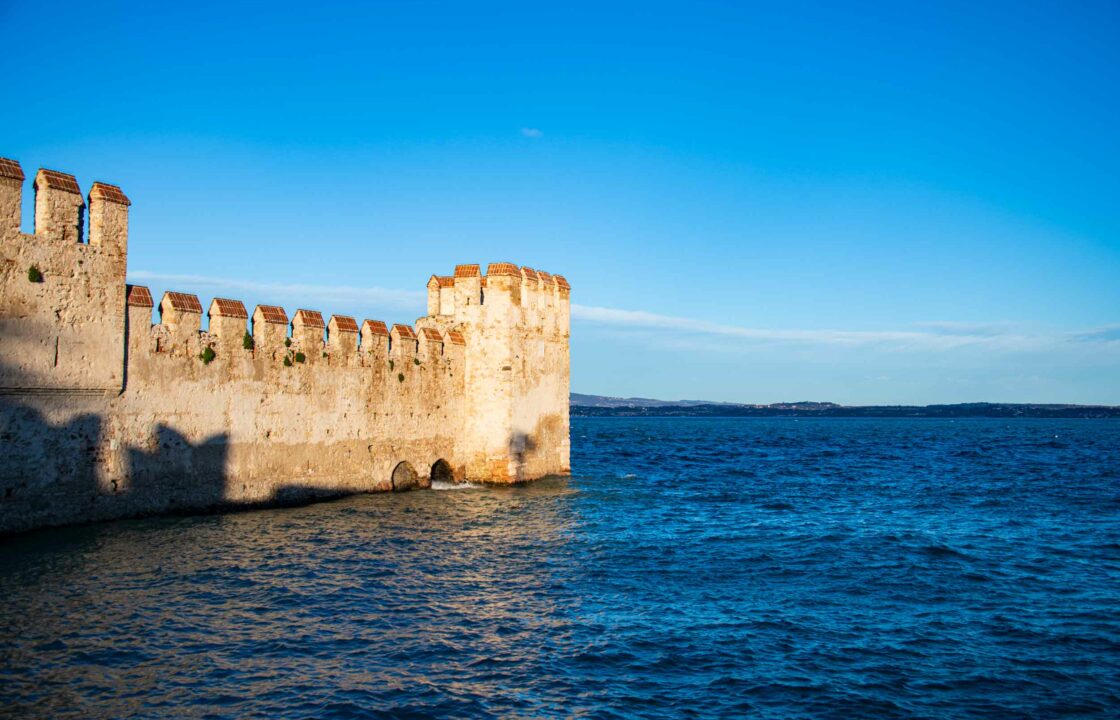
[571,398,1120,419]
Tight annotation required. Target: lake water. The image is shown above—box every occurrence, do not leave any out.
[2,418,1119,718]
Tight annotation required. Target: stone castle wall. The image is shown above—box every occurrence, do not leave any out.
[0,158,570,534]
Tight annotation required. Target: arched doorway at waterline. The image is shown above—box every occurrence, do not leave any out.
[431,459,454,485]
[391,461,421,491]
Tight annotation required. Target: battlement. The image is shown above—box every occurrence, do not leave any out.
[0,159,130,260]
[426,260,571,328]
[111,258,569,374]
[0,155,570,534]
[127,285,154,307]
[0,159,134,394]
[120,285,464,371]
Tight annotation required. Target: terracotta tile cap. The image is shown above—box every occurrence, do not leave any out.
[487,262,520,277]
[127,285,154,308]
[437,275,455,288]
[554,275,571,290]
[362,320,389,336]
[392,323,417,340]
[0,158,24,182]
[454,264,481,278]
[521,266,540,282]
[447,330,466,346]
[36,169,82,195]
[294,309,325,328]
[255,305,289,325]
[209,297,248,319]
[163,291,203,314]
[537,271,555,285]
[421,327,443,342]
[330,315,359,333]
[90,181,130,206]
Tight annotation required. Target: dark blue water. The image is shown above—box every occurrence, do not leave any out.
[2,418,1119,718]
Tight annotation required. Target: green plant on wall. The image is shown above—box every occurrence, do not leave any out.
[294,352,306,364]
[389,359,395,371]
[283,355,292,367]
[285,338,292,347]
[414,358,420,366]
[199,346,216,365]
[27,265,43,283]
[397,372,405,383]
[242,331,254,350]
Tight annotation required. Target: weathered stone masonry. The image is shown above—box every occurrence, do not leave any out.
[0,158,571,534]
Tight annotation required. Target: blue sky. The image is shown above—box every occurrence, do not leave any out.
[2,0,1118,404]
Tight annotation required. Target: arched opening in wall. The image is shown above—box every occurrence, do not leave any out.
[431,459,455,486]
[391,461,420,491]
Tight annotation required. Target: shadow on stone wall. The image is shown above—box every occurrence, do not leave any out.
[509,431,538,482]
[0,401,357,535]
[0,398,238,534]
[128,428,354,513]
[0,397,108,534]
[0,335,432,534]
[125,424,231,517]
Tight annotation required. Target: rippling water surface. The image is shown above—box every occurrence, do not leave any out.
[2,418,1119,718]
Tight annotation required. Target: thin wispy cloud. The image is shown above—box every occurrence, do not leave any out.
[910,321,1019,337]
[571,304,1119,353]
[1069,326,1120,344]
[521,127,543,138]
[128,271,425,312]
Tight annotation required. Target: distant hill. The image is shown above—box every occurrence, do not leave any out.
[570,393,740,408]
[570,394,1120,418]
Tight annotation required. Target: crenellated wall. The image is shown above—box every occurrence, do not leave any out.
[0,157,571,534]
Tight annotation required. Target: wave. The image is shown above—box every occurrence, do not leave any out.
[430,480,482,491]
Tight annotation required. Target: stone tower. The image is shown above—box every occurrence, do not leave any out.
[423,263,571,481]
